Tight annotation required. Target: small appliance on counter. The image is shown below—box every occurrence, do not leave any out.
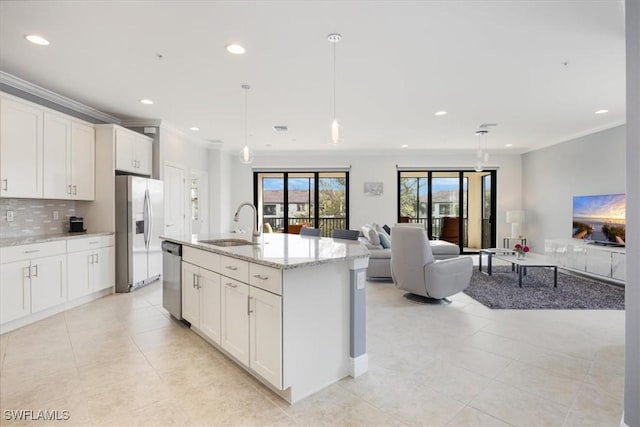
[69,216,85,232]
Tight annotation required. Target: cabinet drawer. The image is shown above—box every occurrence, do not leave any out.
[183,246,221,271]
[220,255,249,282]
[67,235,114,253]
[249,263,282,295]
[1,240,66,264]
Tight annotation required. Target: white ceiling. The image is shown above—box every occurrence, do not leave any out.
[0,1,626,155]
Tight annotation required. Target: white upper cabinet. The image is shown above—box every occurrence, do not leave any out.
[1,93,95,201]
[70,122,95,200]
[43,112,95,201]
[0,96,44,198]
[115,127,153,176]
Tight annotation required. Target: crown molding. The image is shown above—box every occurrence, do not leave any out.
[0,71,121,124]
[123,119,223,149]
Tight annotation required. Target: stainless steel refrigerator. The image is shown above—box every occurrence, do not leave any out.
[115,175,164,292]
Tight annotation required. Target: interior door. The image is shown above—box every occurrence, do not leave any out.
[164,163,185,236]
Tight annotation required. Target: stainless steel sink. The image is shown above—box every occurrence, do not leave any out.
[199,238,256,247]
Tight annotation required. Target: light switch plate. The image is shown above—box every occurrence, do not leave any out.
[6,211,15,222]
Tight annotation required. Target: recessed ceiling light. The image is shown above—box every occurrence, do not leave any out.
[226,43,246,55]
[595,109,609,114]
[25,34,50,46]
[189,127,200,131]
[434,111,447,116]
[139,99,154,105]
[505,144,513,147]
[401,144,409,148]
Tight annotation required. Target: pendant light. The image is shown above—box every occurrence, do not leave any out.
[328,33,342,144]
[474,130,488,172]
[239,84,254,164]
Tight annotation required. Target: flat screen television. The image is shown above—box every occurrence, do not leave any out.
[572,193,626,246]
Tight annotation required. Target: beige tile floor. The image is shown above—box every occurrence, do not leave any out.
[0,268,625,426]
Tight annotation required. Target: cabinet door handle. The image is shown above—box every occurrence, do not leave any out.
[73,184,77,195]
[225,266,238,271]
[31,265,38,277]
[68,184,72,195]
[253,274,269,281]
[225,282,237,288]
[1,178,7,191]
[88,254,93,264]
[24,266,31,278]
[89,241,99,245]
[24,249,40,254]
[194,274,200,289]
[94,253,99,264]
[248,296,253,315]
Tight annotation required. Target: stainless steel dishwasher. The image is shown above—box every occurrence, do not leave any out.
[162,241,182,319]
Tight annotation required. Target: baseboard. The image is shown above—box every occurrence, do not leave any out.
[349,353,369,378]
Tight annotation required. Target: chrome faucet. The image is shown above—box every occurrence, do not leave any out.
[234,202,261,242]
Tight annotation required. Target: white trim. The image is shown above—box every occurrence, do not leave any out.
[349,353,369,378]
[396,165,501,171]
[124,119,222,149]
[0,71,121,124]
[253,166,352,172]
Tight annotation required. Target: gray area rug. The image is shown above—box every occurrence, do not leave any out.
[464,266,625,310]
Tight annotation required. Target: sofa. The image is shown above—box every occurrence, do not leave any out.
[360,223,461,279]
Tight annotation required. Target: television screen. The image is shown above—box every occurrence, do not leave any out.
[572,193,626,245]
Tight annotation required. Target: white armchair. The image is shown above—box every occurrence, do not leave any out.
[391,226,472,304]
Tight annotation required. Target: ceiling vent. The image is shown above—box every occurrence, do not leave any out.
[273,125,288,132]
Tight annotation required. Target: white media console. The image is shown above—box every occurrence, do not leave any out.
[545,239,626,284]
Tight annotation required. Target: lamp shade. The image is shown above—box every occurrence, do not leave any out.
[506,210,525,224]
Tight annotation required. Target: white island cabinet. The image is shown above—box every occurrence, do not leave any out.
[165,233,369,403]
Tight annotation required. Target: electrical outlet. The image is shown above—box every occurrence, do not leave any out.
[6,211,15,222]
[52,210,59,220]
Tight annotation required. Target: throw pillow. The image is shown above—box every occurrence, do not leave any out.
[368,228,381,246]
[360,224,373,244]
[379,232,392,249]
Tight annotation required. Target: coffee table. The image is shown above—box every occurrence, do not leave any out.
[478,248,515,275]
[492,252,559,288]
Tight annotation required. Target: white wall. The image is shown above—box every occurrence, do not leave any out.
[209,148,233,233]
[158,124,211,235]
[624,0,640,424]
[218,150,521,238]
[521,125,625,251]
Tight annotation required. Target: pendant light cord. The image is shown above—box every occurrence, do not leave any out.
[333,41,337,120]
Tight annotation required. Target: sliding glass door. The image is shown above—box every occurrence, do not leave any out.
[255,171,349,237]
[398,170,496,252]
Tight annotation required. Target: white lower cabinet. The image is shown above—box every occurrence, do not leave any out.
[221,278,250,366]
[182,247,283,390]
[30,254,67,313]
[67,236,115,301]
[0,260,31,324]
[249,286,282,389]
[182,261,222,345]
[0,242,67,324]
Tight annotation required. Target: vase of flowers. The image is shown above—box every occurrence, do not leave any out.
[514,243,530,259]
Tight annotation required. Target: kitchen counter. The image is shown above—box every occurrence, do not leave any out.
[161,232,370,270]
[0,231,114,247]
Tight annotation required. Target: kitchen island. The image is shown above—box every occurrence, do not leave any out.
[161,233,370,403]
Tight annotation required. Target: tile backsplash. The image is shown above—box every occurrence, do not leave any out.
[0,199,76,238]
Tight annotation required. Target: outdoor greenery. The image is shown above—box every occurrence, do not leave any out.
[602,223,626,242]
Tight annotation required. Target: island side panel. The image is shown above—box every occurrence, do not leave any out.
[282,261,350,403]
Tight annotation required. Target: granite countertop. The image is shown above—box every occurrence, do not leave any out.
[162,233,370,270]
[0,231,114,247]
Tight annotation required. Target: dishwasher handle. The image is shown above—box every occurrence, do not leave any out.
[162,241,182,256]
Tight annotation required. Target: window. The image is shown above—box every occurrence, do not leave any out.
[398,170,496,252]
[254,171,349,237]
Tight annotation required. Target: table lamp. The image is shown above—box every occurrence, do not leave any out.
[506,210,525,238]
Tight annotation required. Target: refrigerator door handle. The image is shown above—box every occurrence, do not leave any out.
[147,188,154,247]
[143,189,150,249]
